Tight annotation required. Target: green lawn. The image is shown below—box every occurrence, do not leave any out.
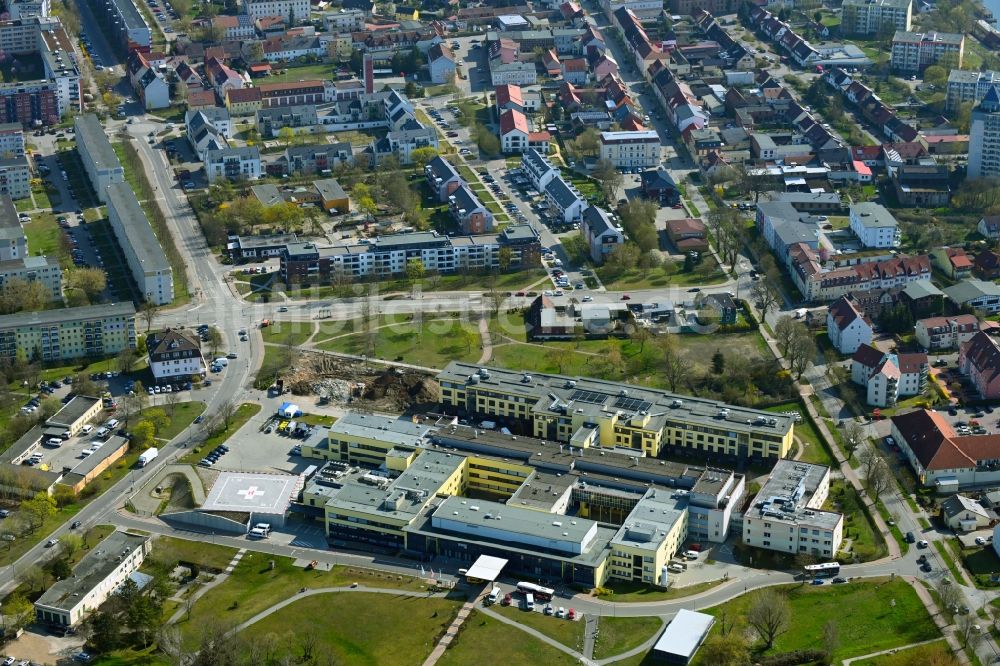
[598,578,727,603]
[260,62,335,83]
[153,401,206,442]
[260,320,315,346]
[242,593,461,665]
[824,480,886,562]
[297,413,337,427]
[22,213,69,267]
[592,616,664,660]
[596,258,728,290]
[145,535,238,572]
[314,315,483,368]
[255,344,294,389]
[90,646,170,665]
[693,579,939,663]
[439,610,573,666]
[853,639,951,665]
[176,553,431,649]
[180,403,262,464]
[763,402,834,467]
[933,540,965,583]
[493,605,585,650]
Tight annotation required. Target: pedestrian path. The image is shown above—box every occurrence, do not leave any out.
[476,317,492,365]
[906,576,971,666]
[841,637,947,665]
[479,605,595,665]
[166,548,246,625]
[422,585,486,666]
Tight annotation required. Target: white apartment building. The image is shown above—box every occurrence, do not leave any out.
[851,344,929,407]
[0,255,61,300]
[849,202,901,248]
[946,69,1000,112]
[599,0,662,20]
[106,182,174,306]
[323,9,365,31]
[841,0,911,36]
[0,156,30,200]
[599,131,661,170]
[7,0,51,20]
[0,123,25,157]
[827,296,873,355]
[0,194,26,261]
[244,0,310,24]
[35,532,151,628]
[147,328,206,383]
[74,114,124,204]
[521,148,559,192]
[742,460,844,559]
[204,147,263,183]
[969,85,1000,180]
[891,30,964,73]
[915,315,980,351]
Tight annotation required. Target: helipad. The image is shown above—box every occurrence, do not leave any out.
[201,471,299,517]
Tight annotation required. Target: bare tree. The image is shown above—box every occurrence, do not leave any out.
[658,335,688,393]
[23,564,45,592]
[486,284,505,317]
[865,456,894,504]
[787,328,817,380]
[842,420,865,460]
[140,301,159,333]
[935,577,962,612]
[773,315,798,356]
[956,613,984,649]
[216,400,238,431]
[747,589,791,649]
[857,446,882,483]
[749,279,780,317]
[164,389,181,417]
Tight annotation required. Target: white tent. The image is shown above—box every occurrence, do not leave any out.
[278,402,302,418]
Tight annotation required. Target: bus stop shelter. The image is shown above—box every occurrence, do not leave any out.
[464,555,508,583]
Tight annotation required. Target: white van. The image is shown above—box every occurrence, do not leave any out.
[80,425,94,435]
[106,419,119,429]
[253,523,271,535]
[214,357,229,367]
[45,438,62,447]
[668,563,686,574]
[524,592,535,611]
[248,527,269,539]
[488,586,502,604]
[95,427,108,439]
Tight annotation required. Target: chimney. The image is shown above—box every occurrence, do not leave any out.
[363,54,374,94]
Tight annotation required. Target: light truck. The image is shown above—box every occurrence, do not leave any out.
[137,448,158,468]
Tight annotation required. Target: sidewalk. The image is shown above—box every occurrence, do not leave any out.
[907,576,971,666]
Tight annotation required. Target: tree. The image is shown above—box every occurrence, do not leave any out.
[143,408,170,435]
[65,266,107,303]
[50,557,72,580]
[956,612,984,649]
[277,126,296,147]
[132,420,156,449]
[822,619,839,661]
[842,420,865,461]
[208,327,223,357]
[593,159,624,203]
[62,533,83,560]
[746,589,791,649]
[0,278,50,314]
[775,316,803,355]
[23,563,45,592]
[164,389,181,417]
[736,163,772,202]
[604,242,641,276]
[86,610,122,653]
[749,278,780,317]
[217,399,237,430]
[405,258,425,284]
[410,146,438,170]
[498,246,513,272]
[21,493,56,533]
[923,65,947,87]
[140,301,159,333]
[4,593,34,631]
[857,446,882,484]
[865,455,893,503]
[698,634,751,666]
[711,349,725,374]
[787,327,816,380]
[936,576,962,612]
[117,347,138,375]
[73,372,100,399]
[658,335,688,392]
[246,41,265,63]
[605,346,625,379]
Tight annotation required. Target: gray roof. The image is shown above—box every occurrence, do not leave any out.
[902,279,943,300]
[545,177,583,209]
[894,30,964,44]
[425,155,460,183]
[943,279,1000,304]
[501,224,539,243]
[328,412,432,447]
[47,396,100,428]
[611,490,686,549]
[450,184,485,214]
[35,531,149,613]
[106,182,171,275]
[582,205,616,236]
[758,201,820,247]
[63,435,129,482]
[746,459,843,530]
[74,114,121,174]
[314,178,346,201]
[0,255,56,272]
[251,184,282,206]
[522,147,555,175]
[205,146,261,162]
[851,202,898,229]
[0,194,21,242]
[0,302,135,330]
[109,0,147,30]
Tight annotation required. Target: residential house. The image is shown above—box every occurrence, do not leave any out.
[891,409,1000,490]
[545,177,586,223]
[580,205,623,264]
[428,43,456,84]
[147,328,206,384]
[849,202,900,248]
[851,343,928,407]
[204,146,262,183]
[500,108,529,154]
[696,292,738,325]
[941,494,993,531]
[978,215,1000,240]
[640,168,679,204]
[425,156,463,203]
[827,296,873,355]
[974,251,1000,280]
[521,148,559,192]
[959,331,1000,399]
[890,164,951,207]
[901,280,946,318]
[665,218,708,252]
[932,247,973,280]
[449,185,495,235]
[914,314,980,351]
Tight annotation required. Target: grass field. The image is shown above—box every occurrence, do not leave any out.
[439,610,574,666]
[145,535,238,572]
[693,579,939,663]
[853,639,951,665]
[599,579,727,603]
[262,63,335,83]
[596,257,727,290]
[763,402,834,467]
[261,320,315,346]
[153,401,206,442]
[314,315,483,368]
[243,593,461,665]
[177,553,430,649]
[825,480,886,561]
[592,616,664,660]
[493,605,584,650]
[22,213,69,267]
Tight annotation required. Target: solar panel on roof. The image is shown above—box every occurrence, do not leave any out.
[614,396,652,412]
[571,389,608,404]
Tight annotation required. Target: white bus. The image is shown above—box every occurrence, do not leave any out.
[804,562,841,578]
[516,582,554,601]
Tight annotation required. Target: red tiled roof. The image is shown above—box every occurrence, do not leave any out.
[852,343,885,369]
[499,108,528,135]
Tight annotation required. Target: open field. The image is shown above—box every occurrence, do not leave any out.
[853,639,952,665]
[154,401,206,441]
[692,579,939,663]
[593,616,664,660]
[599,578,727,603]
[596,258,728,291]
[493,604,584,650]
[261,320,315,346]
[260,63,335,83]
[314,315,483,368]
[176,553,431,649]
[179,403,262,464]
[145,535,238,572]
[438,610,574,666]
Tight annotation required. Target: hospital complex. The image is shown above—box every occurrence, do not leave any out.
[296,363,844,587]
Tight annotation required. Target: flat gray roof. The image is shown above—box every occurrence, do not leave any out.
[202,472,299,515]
[64,435,128,480]
[851,202,897,229]
[653,609,715,660]
[612,490,686,549]
[0,302,135,330]
[47,396,100,428]
[109,0,147,30]
[35,531,149,612]
[329,412,432,447]
[747,459,841,530]
[74,114,121,174]
[106,182,171,274]
[0,194,21,242]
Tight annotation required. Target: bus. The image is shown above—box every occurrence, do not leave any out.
[516,582,554,601]
[804,562,841,578]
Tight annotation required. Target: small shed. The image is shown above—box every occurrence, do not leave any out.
[652,609,714,664]
[278,402,302,418]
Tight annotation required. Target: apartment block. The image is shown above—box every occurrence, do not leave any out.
[74,114,124,203]
[969,85,1000,180]
[0,123,25,157]
[946,69,1000,112]
[742,460,843,559]
[147,328,206,383]
[0,194,26,261]
[598,131,661,170]
[101,0,151,51]
[890,31,964,73]
[244,0,310,24]
[106,182,173,305]
[0,302,136,362]
[849,202,900,248]
[914,314,980,351]
[0,255,61,300]
[204,146,263,183]
[437,363,796,460]
[0,155,31,199]
[841,0,912,36]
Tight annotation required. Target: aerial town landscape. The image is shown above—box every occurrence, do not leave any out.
[3,0,1000,661]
